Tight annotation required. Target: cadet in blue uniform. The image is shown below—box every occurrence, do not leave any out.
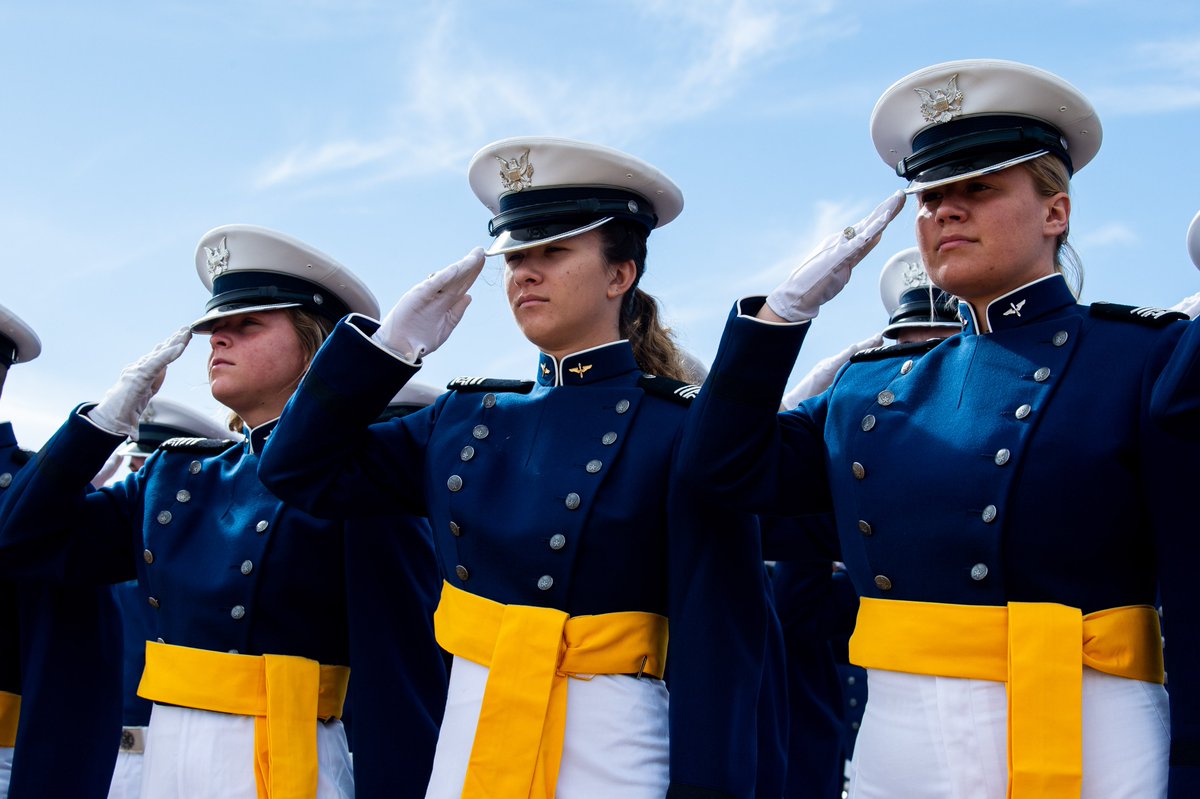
[258,137,768,798]
[0,303,124,799]
[680,59,1200,798]
[0,225,446,798]
[104,398,239,799]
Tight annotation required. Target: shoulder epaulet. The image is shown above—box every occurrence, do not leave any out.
[446,377,535,394]
[849,338,942,363]
[1089,302,1188,328]
[11,448,34,466]
[159,437,236,454]
[637,374,701,405]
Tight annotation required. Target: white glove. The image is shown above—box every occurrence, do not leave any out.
[87,326,192,438]
[1170,291,1200,319]
[766,191,906,322]
[782,331,885,409]
[90,449,124,487]
[372,248,486,362]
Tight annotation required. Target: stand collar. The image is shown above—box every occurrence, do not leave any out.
[536,340,639,387]
[960,274,1076,335]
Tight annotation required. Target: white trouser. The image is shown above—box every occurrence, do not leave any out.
[848,667,1169,799]
[0,745,11,798]
[108,749,144,799]
[140,704,354,798]
[425,656,670,798]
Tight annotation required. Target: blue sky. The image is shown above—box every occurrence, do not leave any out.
[2,0,1198,449]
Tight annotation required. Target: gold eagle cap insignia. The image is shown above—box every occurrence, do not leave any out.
[496,149,534,192]
[915,75,964,124]
[568,363,593,378]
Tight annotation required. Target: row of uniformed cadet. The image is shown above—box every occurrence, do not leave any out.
[4,57,1200,799]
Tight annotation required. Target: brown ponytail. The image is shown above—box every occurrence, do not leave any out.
[598,220,687,381]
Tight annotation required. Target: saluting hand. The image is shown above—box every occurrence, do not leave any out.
[372,248,486,363]
[765,191,906,322]
[87,326,193,438]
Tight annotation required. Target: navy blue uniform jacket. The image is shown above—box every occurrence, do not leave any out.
[0,422,122,799]
[257,315,769,799]
[680,275,1200,797]
[0,411,445,798]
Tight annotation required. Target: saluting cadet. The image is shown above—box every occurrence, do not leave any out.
[258,137,769,798]
[105,398,238,799]
[680,59,1200,798]
[0,225,438,799]
[0,303,124,799]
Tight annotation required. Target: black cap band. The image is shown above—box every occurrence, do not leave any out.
[489,186,658,237]
[898,115,1073,181]
[889,287,960,327]
[208,271,350,325]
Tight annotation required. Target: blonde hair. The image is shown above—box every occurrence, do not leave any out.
[226,308,334,433]
[1022,154,1083,297]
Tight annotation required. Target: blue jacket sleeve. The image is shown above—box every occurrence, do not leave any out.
[0,406,138,583]
[258,315,434,520]
[679,298,833,517]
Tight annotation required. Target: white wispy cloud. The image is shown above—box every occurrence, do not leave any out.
[252,0,849,190]
[1091,33,1200,115]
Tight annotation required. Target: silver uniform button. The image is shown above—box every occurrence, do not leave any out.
[460,445,475,462]
[449,521,462,537]
[851,462,866,480]
[602,432,618,445]
[455,564,469,581]
[1015,404,1032,420]
[615,399,631,414]
[143,549,154,564]
[228,649,239,655]
[256,520,269,534]
[565,492,581,510]
[874,575,893,591]
[0,473,11,488]
[240,560,254,575]
[537,575,554,591]
[994,448,1011,466]
[849,697,859,708]
[861,414,876,432]
[858,520,873,536]
[472,424,489,440]
[1033,367,1051,383]
[482,393,497,409]
[877,390,895,406]
[447,474,464,492]
[230,605,246,620]
[176,490,191,503]
[549,534,566,550]
[970,563,989,581]
[156,637,164,643]
[147,597,160,609]
[189,460,202,475]
[585,459,602,474]
[846,675,856,686]
[900,359,914,375]
[982,505,998,523]
[156,510,172,525]
[1052,330,1069,347]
